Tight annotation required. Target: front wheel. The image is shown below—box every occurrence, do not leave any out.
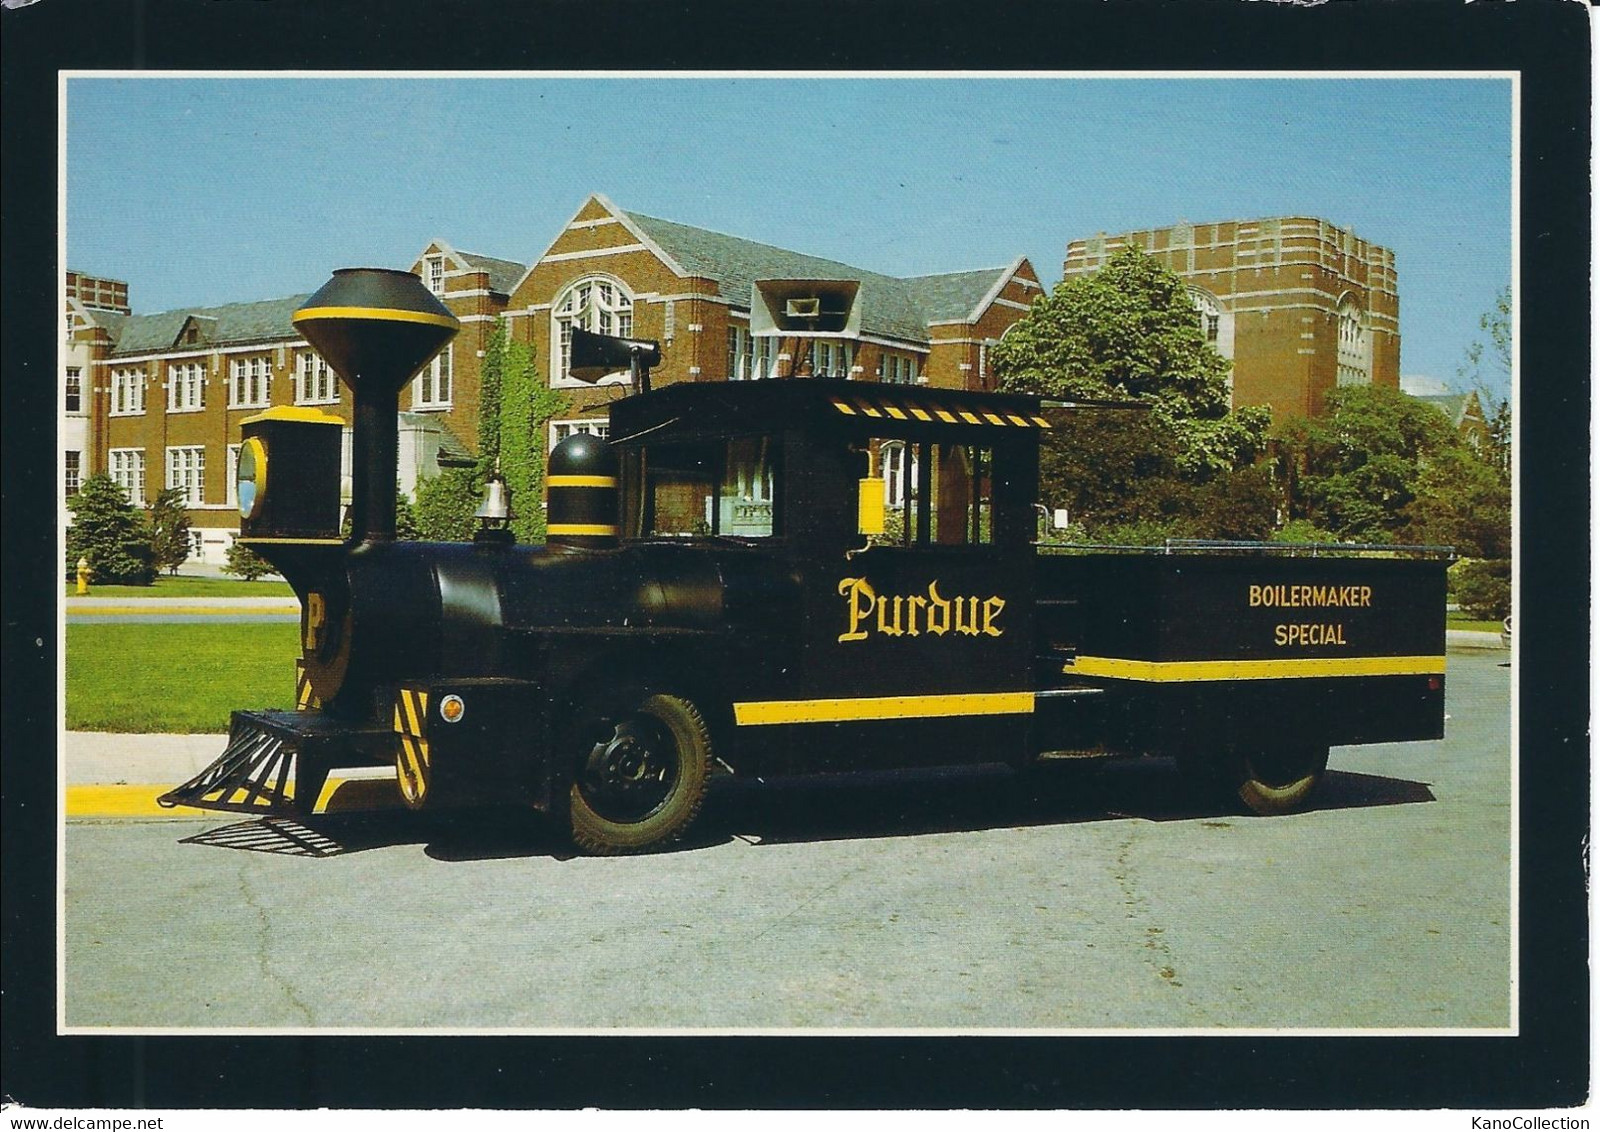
[565,691,711,855]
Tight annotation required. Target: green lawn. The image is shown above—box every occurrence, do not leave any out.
[66,576,294,599]
[67,622,301,733]
[1447,611,1505,633]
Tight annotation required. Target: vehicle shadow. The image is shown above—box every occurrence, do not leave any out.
[177,758,1435,860]
[700,759,1436,848]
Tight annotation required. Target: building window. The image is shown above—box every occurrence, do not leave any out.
[64,451,81,497]
[295,350,338,404]
[807,340,853,379]
[550,418,610,450]
[1205,315,1220,343]
[413,345,452,409]
[880,352,920,385]
[727,326,748,380]
[553,277,634,384]
[880,440,916,507]
[110,368,145,416]
[1336,298,1370,387]
[228,355,272,409]
[64,367,82,413]
[168,362,206,412]
[110,448,146,505]
[752,335,776,380]
[166,446,206,506]
[227,444,240,507]
[189,530,205,558]
[425,254,446,295]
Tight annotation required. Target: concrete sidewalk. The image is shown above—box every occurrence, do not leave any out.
[66,596,299,610]
[61,731,396,818]
[1446,629,1508,650]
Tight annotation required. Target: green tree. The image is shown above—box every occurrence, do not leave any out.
[1272,384,1460,543]
[224,539,275,581]
[66,474,156,585]
[1456,285,1512,477]
[1403,447,1512,558]
[147,487,192,576]
[1450,557,1511,620]
[993,245,1272,537]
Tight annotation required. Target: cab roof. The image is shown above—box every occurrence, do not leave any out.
[607,379,1051,447]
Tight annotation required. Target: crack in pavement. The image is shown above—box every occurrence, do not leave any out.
[237,861,316,1026]
[1112,828,1185,991]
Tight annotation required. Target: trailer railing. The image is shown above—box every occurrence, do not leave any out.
[1036,538,1456,559]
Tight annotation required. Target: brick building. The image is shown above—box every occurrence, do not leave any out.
[62,271,130,521]
[432,194,1041,450]
[77,195,1038,562]
[1062,216,1400,420]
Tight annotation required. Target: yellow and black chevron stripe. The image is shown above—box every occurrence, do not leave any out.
[392,687,431,810]
[829,394,1050,429]
[294,659,321,711]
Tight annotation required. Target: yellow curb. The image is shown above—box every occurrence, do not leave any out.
[66,777,401,818]
[68,605,300,616]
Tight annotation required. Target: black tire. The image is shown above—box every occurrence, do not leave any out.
[565,691,711,854]
[1177,745,1329,816]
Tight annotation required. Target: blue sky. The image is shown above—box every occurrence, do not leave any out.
[66,76,1512,387]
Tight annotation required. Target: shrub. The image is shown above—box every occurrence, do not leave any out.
[148,487,193,576]
[414,468,481,542]
[66,474,156,585]
[1450,558,1512,620]
[224,539,275,581]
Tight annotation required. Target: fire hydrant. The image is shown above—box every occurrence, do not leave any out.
[76,556,91,595]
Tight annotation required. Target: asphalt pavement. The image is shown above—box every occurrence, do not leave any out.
[60,647,1512,1032]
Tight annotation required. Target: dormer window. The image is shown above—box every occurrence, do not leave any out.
[425,254,447,295]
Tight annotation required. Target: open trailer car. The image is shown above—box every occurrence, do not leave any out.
[161,267,1448,853]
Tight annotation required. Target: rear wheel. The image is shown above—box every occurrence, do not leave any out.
[1178,745,1328,816]
[565,691,711,854]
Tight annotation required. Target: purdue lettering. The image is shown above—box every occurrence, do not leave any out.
[838,577,1005,643]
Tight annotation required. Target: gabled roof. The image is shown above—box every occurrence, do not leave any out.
[399,411,475,466]
[110,294,311,357]
[82,308,129,346]
[456,251,526,296]
[611,203,1019,345]
[1412,391,1483,426]
[424,239,527,297]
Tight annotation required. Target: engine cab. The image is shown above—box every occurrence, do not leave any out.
[603,379,1049,776]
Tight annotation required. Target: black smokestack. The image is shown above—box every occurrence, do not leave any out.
[293,269,459,543]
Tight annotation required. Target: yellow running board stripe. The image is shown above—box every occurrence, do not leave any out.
[1067,655,1447,682]
[733,690,1034,726]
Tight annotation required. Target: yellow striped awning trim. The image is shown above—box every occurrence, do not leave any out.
[547,475,618,489]
[826,396,1051,428]
[1066,655,1448,682]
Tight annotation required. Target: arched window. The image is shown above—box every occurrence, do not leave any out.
[1336,296,1370,386]
[552,276,635,384]
[1188,287,1224,347]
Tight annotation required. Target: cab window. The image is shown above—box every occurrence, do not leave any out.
[870,439,992,548]
[625,436,780,539]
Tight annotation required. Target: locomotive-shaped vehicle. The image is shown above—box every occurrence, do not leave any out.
[161,268,1448,853]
